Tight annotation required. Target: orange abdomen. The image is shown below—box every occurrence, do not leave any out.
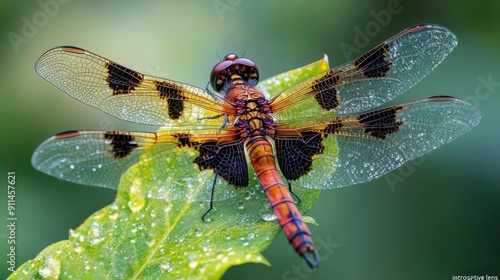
[246,136,319,267]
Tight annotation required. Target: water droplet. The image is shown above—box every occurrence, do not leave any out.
[261,213,277,222]
[241,238,249,246]
[194,226,202,237]
[201,243,209,252]
[70,165,75,170]
[189,260,198,268]
[248,232,255,239]
[243,191,251,200]
[130,239,136,244]
[74,246,82,253]
[160,260,172,271]
[128,197,145,212]
[69,229,79,239]
[150,221,157,227]
[38,257,61,278]
[108,212,118,220]
[225,234,231,240]
[88,222,104,245]
[146,238,156,247]
[237,201,245,210]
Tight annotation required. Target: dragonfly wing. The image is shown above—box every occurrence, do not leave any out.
[274,96,481,189]
[35,46,232,126]
[32,127,249,202]
[271,24,458,121]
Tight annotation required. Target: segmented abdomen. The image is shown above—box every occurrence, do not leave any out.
[246,136,318,263]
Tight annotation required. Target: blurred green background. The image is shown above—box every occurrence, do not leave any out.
[1,0,499,279]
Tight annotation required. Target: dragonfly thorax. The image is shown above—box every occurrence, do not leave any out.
[228,85,275,138]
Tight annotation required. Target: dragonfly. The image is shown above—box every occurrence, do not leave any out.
[32,24,480,268]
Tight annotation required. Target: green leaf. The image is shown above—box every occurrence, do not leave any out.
[10,56,329,280]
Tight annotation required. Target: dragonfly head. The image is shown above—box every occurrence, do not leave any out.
[210,53,259,92]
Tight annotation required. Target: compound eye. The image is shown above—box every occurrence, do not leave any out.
[210,60,234,91]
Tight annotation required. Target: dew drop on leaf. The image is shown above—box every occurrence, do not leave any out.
[128,197,145,212]
[201,243,209,252]
[241,238,249,246]
[194,226,203,237]
[261,213,277,222]
[108,212,118,220]
[189,260,199,268]
[237,201,245,210]
[38,257,61,279]
[160,260,171,272]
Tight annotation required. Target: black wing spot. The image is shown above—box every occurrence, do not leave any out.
[173,133,199,148]
[311,70,341,110]
[354,43,392,78]
[106,62,144,95]
[194,141,248,187]
[155,81,185,120]
[103,132,138,159]
[357,105,403,139]
[276,132,325,180]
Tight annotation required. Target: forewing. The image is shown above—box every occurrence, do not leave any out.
[35,46,233,126]
[31,127,249,202]
[274,96,481,189]
[270,24,458,120]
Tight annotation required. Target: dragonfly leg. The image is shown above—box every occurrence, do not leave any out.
[287,180,302,204]
[202,173,218,221]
